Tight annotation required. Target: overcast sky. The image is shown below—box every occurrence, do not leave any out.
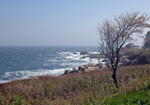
[0,0,150,46]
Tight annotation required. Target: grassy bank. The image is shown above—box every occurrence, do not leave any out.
[0,65,150,105]
[98,89,150,105]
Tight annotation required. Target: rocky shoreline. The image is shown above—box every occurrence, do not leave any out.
[64,48,150,75]
[64,51,107,74]
[64,63,106,74]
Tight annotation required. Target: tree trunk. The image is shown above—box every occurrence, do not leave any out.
[112,70,118,88]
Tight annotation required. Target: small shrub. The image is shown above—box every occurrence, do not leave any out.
[10,95,25,105]
[147,83,150,89]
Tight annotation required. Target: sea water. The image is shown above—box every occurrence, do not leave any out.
[0,46,100,84]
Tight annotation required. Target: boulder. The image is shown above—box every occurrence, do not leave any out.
[78,65,86,71]
[101,59,108,62]
[64,69,72,74]
[120,56,129,62]
[89,54,100,58]
[101,64,107,69]
[64,68,80,74]
[96,63,103,66]
[73,68,77,71]
[64,63,105,75]
[131,59,138,65]
[86,63,97,67]
[70,69,79,73]
[145,58,150,64]
[82,69,90,72]
[87,67,99,71]
[119,60,131,66]
[80,51,89,55]
[78,63,102,71]
[73,52,78,54]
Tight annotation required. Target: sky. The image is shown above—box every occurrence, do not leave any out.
[0,0,150,46]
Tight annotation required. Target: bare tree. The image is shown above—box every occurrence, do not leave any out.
[98,11,150,88]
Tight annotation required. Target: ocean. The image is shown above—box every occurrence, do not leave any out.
[0,46,100,84]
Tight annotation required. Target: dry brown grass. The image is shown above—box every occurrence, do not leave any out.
[0,65,150,104]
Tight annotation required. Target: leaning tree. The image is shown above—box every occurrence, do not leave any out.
[98,11,150,88]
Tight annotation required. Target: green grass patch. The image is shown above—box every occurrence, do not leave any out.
[97,89,150,105]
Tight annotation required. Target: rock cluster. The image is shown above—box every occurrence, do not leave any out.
[64,63,106,74]
[89,54,100,58]
[80,51,89,55]
[80,51,106,59]
[119,55,140,66]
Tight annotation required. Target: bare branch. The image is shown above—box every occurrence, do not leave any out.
[98,11,150,87]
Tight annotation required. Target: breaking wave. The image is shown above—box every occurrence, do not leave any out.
[0,68,70,84]
[0,46,101,84]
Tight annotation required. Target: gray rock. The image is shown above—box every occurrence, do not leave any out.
[119,60,131,66]
[146,58,150,64]
[64,63,105,75]
[80,51,89,55]
[89,54,100,58]
[96,63,102,67]
[73,52,78,54]
[131,59,138,65]
[64,69,72,74]
[86,63,97,67]
[101,59,108,62]
[73,68,77,71]
[80,56,88,59]
[120,56,129,62]
[101,64,106,69]
[70,69,79,73]
[87,67,100,71]
[78,65,86,71]
[82,69,90,72]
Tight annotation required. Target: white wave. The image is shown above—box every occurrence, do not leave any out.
[89,52,100,54]
[100,59,108,64]
[58,52,81,61]
[58,51,102,65]
[0,80,9,84]
[80,57,90,62]
[89,59,100,64]
[43,59,61,65]
[0,68,71,84]
[4,69,67,78]
[58,52,73,55]
[61,62,87,67]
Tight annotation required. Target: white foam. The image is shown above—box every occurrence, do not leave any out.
[89,52,100,54]
[0,68,71,84]
[0,51,104,84]
[4,69,67,78]
[100,59,108,64]
[58,51,103,65]
[0,80,9,84]
[58,52,81,61]
[80,57,90,62]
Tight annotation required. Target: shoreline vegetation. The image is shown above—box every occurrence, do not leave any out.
[0,64,150,104]
[1,48,150,104]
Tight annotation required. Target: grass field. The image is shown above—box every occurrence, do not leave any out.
[0,64,150,105]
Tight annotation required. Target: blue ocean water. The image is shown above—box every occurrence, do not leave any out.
[0,46,99,84]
